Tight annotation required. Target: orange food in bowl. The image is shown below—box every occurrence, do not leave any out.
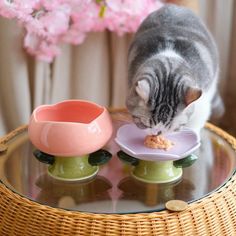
[144,135,174,150]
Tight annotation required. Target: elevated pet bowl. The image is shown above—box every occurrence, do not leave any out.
[28,100,113,181]
[116,124,200,183]
[0,109,235,235]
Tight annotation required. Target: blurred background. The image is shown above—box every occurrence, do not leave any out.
[0,0,235,136]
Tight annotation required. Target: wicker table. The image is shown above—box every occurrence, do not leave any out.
[0,110,235,236]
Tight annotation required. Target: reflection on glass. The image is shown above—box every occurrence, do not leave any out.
[0,120,235,214]
[35,174,112,209]
[118,177,195,208]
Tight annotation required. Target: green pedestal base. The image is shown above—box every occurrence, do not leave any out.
[48,155,99,181]
[132,160,182,184]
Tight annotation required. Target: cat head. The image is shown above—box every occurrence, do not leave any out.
[126,59,202,134]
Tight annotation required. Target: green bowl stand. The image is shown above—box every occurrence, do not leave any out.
[117,151,198,184]
[34,149,112,181]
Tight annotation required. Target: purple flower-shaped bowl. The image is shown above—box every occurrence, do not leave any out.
[115,124,200,161]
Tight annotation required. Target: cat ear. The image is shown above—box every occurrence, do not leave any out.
[135,80,150,103]
[184,87,202,106]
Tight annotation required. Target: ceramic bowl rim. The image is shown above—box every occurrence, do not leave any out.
[32,99,106,126]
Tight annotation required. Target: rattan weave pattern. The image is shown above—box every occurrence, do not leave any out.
[0,123,235,236]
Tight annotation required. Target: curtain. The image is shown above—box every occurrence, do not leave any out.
[0,0,234,136]
[199,0,234,94]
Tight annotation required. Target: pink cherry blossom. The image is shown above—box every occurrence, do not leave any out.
[39,6,70,36]
[0,0,163,62]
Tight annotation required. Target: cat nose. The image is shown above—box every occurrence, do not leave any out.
[157,131,162,135]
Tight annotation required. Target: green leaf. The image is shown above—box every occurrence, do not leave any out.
[117,151,139,166]
[99,5,107,18]
[88,149,112,166]
[33,150,55,165]
[173,154,198,168]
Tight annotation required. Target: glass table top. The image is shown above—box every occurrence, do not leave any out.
[0,111,235,214]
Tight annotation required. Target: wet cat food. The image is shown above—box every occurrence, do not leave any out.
[144,135,173,150]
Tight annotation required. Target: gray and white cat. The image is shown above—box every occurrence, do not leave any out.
[126,4,223,135]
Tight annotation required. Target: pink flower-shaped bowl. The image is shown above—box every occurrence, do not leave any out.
[28,100,113,156]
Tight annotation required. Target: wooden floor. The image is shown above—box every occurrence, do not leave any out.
[216,4,236,137]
